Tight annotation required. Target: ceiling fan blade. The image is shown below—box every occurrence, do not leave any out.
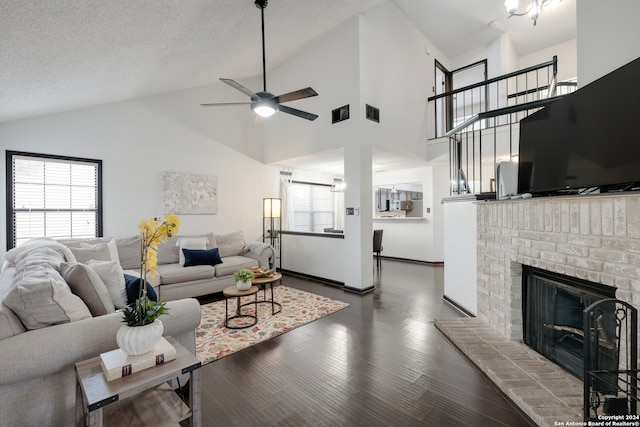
[220,78,257,98]
[278,105,318,121]
[275,87,318,104]
[200,102,251,107]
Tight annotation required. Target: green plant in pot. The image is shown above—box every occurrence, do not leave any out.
[234,268,254,291]
[116,214,180,356]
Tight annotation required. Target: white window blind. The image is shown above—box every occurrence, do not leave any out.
[290,182,334,232]
[7,152,102,249]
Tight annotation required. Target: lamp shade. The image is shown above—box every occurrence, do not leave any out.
[263,198,281,218]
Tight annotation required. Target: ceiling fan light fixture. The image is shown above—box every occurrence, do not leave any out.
[252,103,277,117]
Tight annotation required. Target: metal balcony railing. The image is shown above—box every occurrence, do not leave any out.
[428,56,578,196]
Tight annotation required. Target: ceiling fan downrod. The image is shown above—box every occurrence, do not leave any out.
[256,0,268,92]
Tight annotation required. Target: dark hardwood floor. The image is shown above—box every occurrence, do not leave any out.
[199,259,534,426]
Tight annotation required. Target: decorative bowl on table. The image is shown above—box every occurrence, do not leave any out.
[251,267,275,278]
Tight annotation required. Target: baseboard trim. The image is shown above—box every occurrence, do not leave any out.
[376,255,444,266]
[443,295,476,317]
[279,269,344,288]
[343,285,375,295]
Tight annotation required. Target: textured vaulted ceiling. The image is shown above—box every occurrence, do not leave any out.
[0,0,576,125]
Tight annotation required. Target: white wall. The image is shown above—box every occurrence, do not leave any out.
[372,165,446,262]
[577,0,640,86]
[519,38,577,81]
[263,15,360,164]
[0,84,281,260]
[281,234,345,283]
[443,198,477,315]
[360,2,438,158]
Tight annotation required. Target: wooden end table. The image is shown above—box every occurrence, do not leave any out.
[222,285,259,329]
[75,335,201,427]
[252,272,283,315]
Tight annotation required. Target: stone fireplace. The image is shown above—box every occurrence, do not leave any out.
[476,193,640,344]
[436,193,640,425]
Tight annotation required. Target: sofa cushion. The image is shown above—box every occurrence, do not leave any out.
[214,256,258,277]
[4,264,92,330]
[157,232,215,265]
[215,231,246,257]
[68,245,113,264]
[113,235,142,270]
[176,237,209,266]
[87,260,128,309]
[182,248,223,267]
[80,240,119,262]
[0,268,26,339]
[123,274,158,304]
[60,262,115,316]
[155,263,215,285]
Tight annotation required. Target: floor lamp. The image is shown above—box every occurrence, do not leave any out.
[263,198,281,270]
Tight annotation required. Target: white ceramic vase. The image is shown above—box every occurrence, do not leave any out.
[236,280,251,291]
[116,319,164,356]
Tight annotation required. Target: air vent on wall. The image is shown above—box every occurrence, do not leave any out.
[366,104,380,122]
[332,105,349,124]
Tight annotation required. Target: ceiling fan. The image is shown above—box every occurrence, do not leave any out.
[201,0,319,121]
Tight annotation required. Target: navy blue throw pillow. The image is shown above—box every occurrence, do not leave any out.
[123,274,158,305]
[182,248,223,267]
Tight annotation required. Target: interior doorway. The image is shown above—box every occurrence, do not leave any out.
[434,60,452,137]
[434,59,488,138]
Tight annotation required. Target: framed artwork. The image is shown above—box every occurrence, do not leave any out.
[162,172,217,215]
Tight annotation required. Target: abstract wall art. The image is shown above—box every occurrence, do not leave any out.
[162,172,218,215]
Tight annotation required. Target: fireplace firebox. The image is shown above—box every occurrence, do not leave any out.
[522,266,617,379]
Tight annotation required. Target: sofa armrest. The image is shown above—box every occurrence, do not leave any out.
[0,298,201,386]
[244,246,275,269]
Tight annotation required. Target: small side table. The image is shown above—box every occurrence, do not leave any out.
[222,285,259,329]
[75,335,201,427]
[252,272,283,315]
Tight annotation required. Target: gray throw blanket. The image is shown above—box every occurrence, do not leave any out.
[246,242,276,268]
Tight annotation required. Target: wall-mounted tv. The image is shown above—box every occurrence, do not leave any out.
[518,56,640,195]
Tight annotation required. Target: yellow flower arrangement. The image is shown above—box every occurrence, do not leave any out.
[122,214,180,327]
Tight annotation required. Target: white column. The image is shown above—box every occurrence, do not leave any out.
[343,120,374,292]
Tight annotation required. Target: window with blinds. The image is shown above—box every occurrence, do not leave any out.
[289,182,334,232]
[6,151,103,249]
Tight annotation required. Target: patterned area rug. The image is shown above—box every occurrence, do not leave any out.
[195,286,349,365]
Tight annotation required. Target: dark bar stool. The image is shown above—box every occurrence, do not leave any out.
[373,229,383,269]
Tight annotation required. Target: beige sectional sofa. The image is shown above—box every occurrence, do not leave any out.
[59,230,274,300]
[0,230,272,426]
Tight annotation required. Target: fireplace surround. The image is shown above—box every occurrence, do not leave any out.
[476,193,640,345]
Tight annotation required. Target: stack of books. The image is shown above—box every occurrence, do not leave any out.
[100,337,176,381]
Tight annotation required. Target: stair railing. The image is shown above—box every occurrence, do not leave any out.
[429,56,578,195]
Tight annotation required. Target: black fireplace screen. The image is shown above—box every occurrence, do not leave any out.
[522,267,617,378]
[583,299,638,420]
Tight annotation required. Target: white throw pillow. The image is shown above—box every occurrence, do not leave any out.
[176,237,208,266]
[80,239,120,263]
[69,245,112,264]
[87,260,128,309]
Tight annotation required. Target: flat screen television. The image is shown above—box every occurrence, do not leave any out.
[518,56,640,195]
